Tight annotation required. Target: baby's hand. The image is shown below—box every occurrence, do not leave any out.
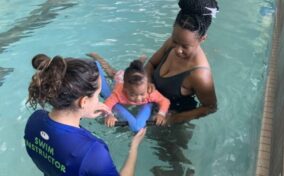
[104,114,118,127]
[154,114,166,126]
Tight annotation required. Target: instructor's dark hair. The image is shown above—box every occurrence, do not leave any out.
[175,0,219,37]
[31,53,50,70]
[27,55,100,110]
[124,60,146,86]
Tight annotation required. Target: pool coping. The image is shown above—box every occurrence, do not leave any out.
[255,2,280,176]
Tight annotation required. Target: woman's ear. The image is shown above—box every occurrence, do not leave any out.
[78,96,88,109]
[199,34,207,43]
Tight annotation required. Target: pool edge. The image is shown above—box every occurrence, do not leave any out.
[255,0,282,175]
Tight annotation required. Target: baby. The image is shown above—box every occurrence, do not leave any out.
[87,53,170,127]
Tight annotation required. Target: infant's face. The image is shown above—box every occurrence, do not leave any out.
[124,81,148,103]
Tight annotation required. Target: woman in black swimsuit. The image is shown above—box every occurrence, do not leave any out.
[146,0,219,123]
[145,0,219,175]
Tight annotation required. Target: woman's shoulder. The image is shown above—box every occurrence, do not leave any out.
[32,109,49,115]
[27,109,49,123]
[197,46,210,65]
[183,55,213,90]
[183,66,213,94]
[185,48,211,77]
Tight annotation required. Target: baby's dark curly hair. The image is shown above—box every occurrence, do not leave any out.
[124,60,146,86]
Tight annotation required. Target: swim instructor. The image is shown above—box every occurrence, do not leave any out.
[24,54,146,176]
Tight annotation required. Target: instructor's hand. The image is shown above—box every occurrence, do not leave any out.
[93,102,112,118]
[131,128,146,149]
[154,114,166,126]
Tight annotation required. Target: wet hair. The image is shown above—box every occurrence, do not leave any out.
[124,60,146,86]
[175,0,219,37]
[27,55,100,110]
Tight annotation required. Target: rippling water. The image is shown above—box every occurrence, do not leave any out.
[0,0,274,175]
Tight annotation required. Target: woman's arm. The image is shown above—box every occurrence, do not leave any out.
[145,38,172,82]
[170,69,217,123]
[81,129,145,176]
[120,128,146,176]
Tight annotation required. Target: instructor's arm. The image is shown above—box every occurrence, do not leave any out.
[120,128,146,176]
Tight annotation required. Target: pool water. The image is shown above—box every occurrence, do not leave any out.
[0,0,275,175]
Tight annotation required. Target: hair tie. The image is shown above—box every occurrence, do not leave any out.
[203,7,219,18]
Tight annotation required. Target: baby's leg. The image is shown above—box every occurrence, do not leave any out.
[138,54,147,64]
[87,53,116,78]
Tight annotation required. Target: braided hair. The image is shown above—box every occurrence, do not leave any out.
[175,0,219,37]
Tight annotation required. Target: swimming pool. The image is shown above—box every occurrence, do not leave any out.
[0,0,275,175]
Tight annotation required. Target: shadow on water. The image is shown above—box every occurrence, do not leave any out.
[0,0,77,54]
[147,123,196,176]
[0,67,13,87]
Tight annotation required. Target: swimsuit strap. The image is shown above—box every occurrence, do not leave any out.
[158,48,210,78]
[185,66,210,75]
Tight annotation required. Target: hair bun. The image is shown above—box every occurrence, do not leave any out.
[178,0,219,16]
[32,54,51,70]
[129,60,144,71]
[50,56,67,72]
[178,0,198,14]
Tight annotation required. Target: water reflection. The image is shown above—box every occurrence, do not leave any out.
[0,67,13,87]
[147,123,196,176]
[90,104,197,176]
[0,0,77,54]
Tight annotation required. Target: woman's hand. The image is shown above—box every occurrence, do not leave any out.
[120,128,146,176]
[166,112,189,124]
[165,111,184,125]
[104,114,118,127]
[93,102,112,118]
[154,114,166,126]
[171,115,184,124]
[131,128,147,149]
